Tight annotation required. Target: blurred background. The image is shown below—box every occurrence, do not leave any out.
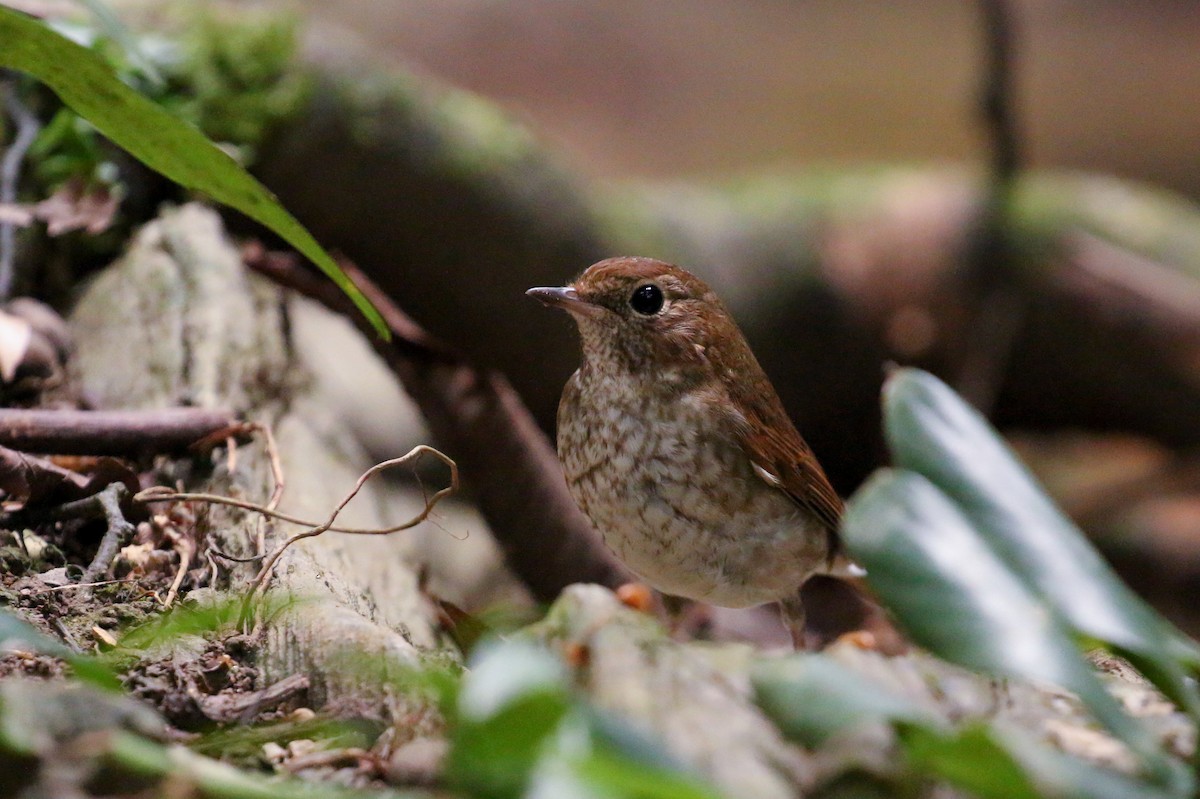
[287,0,1200,194]
[261,0,1200,629]
[54,0,1195,637]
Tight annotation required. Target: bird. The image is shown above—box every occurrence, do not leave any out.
[527,256,854,646]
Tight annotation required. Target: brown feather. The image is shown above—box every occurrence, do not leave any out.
[727,372,844,533]
[685,282,845,538]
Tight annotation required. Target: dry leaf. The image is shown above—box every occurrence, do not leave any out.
[92,626,119,648]
[119,542,157,570]
[0,310,32,383]
[34,180,120,236]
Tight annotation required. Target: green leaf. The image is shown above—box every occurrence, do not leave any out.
[448,642,572,799]
[447,641,729,799]
[0,6,387,339]
[0,609,120,691]
[65,654,123,692]
[841,470,1172,780]
[0,609,68,657]
[71,0,165,87]
[752,654,932,748]
[897,723,1043,799]
[752,647,1183,798]
[574,748,726,799]
[882,368,1200,717]
[450,690,570,798]
[574,707,727,798]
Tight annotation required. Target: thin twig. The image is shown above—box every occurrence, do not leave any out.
[979,0,1020,186]
[206,545,263,564]
[0,75,40,300]
[206,529,263,563]
[256,422,285,513]
[134,486,452,536]
[204,549,219,586]
[162,542,191,609]
[134,444,455,631]
[283,747,376,773]
[956,0,1025,412]
[28,577,136,594]
[80,483,134,588]
[251,421,284,556]
[51,616,81,654]
[241,445,457,609]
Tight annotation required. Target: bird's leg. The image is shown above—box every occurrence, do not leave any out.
[779,593,808,650]
[663,595,715,641]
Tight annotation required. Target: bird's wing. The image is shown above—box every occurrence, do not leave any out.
[693,318,845,559]
[743,417,844,533]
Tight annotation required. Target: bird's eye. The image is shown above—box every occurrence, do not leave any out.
[629,284,664,315]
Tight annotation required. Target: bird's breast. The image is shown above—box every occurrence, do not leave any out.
[557,368,826,606]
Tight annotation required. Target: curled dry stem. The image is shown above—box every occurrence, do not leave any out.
[135,444,458,629]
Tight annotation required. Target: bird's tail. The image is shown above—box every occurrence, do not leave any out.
[825,550,867,579]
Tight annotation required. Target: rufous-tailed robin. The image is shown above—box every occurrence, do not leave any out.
[529,257,857,645]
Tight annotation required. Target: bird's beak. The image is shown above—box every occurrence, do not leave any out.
[526,286,607,319]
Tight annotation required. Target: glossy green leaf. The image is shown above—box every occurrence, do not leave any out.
[582,706,698,775]
[65,654,123,692]
[883,368,1200,716]
[752,654,932,748]
[841,470,1171,779]
[0,6,387,338]
[752,645,1183,798]
[900,723,1184,799]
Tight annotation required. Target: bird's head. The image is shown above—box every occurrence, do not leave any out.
[527,256,741,373]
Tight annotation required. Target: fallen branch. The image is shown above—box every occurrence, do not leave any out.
[190,673,309,725]
[80,483,134,583]
[0,407,239,455]
[80,483,135,594]
[955,0,1025,412]
[245,245,628,602]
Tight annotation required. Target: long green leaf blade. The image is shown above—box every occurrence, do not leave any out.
[883,368,1200,716]
[842,469,1173,781]
[0,6,387,338]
